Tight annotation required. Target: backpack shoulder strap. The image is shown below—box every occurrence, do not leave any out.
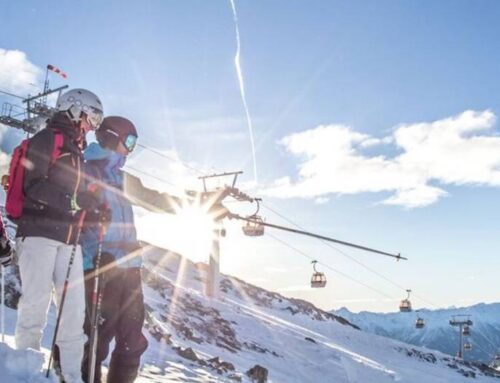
[50,130,64,163]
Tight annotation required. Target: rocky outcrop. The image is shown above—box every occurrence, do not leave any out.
[396,347,500,380]
[176,347,199,362]
[246,364,268,383]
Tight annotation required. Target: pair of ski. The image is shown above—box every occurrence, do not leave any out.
[46,211,106,383]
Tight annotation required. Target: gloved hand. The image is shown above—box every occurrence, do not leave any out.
[85,204,112,226]
[0,239,14,267]
[77,190,101,211]
[98,205,112,226]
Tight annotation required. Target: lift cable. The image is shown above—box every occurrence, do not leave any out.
[261,201,440,309]
[125,165,176,187]
[136,142,206,176]
[125,158,407,301]
[230,213,405,261]
[267,232,396,300]
[469,328,499,357]
[124,160,404,301]
[130,142,447,306]
[0,90,24,99]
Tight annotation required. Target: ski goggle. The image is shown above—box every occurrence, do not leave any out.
[122,134,138,153]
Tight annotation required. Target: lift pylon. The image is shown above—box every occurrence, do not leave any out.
[0,64,68,134]
[190,170,405,299]
[449,315,473,359]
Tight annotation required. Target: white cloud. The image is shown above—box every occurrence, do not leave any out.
[382,185,447,209]
[314,197,330,205]
[264,110,500,208]
[0,49,41,95]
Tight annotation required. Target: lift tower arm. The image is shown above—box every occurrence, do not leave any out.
[229,213,405,261]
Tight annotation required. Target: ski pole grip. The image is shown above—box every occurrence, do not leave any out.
[77,210,87,228]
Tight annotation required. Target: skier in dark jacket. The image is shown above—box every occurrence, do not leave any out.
[15,89,104,383]
[0,214,14,267]
[80,116,183,383]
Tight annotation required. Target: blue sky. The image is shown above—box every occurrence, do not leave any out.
[1,1,500,312]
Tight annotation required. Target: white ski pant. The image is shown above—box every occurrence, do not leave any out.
[15,236,85,383]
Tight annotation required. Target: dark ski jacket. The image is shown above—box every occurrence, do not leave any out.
[16,113,85,244]
[81,142,178,271]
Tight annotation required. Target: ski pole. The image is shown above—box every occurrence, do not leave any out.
[1,265,4,343]
[88,221,106,383]
[1,216,8,344]
[46,210,87,378]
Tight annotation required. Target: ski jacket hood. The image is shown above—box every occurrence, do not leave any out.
[81,143,141,271]
[50,112,87,148]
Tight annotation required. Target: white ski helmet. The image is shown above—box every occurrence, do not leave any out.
[56,88,104,130]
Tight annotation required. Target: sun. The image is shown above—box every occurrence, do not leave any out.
[136,202,217,264]
[176,204,217,261]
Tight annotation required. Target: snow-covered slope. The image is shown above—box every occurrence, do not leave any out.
[333,305,500,364]
[1,243,500,382]
[137,244,500,382]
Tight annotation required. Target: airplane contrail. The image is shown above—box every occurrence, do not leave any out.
[229,0,258,185]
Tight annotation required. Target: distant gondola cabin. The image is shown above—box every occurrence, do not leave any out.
[415,318,425,329]
[462,325,471,336]
[399,289,412,312]
[399,299,412,312]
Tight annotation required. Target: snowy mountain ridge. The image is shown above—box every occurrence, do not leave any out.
[332,303,500,364]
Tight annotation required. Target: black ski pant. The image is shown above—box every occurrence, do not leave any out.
[82,264,148,383]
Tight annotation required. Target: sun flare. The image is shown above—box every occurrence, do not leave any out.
[137,202,217,264]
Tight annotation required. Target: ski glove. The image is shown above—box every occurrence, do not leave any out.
[0,239,13,267]
[77,190,101,211]
[86,204,112,226]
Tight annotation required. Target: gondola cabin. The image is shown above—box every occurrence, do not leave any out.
[464,343,472,351]
[310,260,327,288]
[242,216,265,237]
[415,318,425,329]
[311,272,327,288]
[399,289,412,312]
[399,299,412,312]
[462,325,471,336]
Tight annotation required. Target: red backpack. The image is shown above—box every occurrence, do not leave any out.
[4,131,64,220]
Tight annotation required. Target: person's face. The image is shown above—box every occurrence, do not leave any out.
[115,140,130,156]
[80,115,94,134]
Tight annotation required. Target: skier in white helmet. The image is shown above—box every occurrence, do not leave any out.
[14,88,104,383]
